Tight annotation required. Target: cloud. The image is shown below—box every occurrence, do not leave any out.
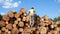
[5,0,13,2]
[12,1,21,8]
[0,0,21,8]
[0,12,5,15]
[54,0,60,3]
[0,0,4,3]
[2,1,12,8]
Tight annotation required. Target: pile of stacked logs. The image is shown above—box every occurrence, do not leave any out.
[0,8,60,34]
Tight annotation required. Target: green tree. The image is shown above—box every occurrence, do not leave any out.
[57,16,60,21]
[51,16,60,22]
[0,14,2,20]
[53,18,58,22]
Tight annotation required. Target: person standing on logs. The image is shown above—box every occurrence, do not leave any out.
[29,7,35,28]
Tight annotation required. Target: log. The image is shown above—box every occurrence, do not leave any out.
[23,13,27,16]
[0,20,6,27]
[12,28,19,34]
[8,31,11,34]
[23,26,31,34]
[8,11,14,18]
[48,32,52,34]
[43,15,49,21]
[14,20,18,24]
[25,23,30,27]
[13,24,17,28]
[53,30,59,34]
[0,30,1,34]
[6,24,13,30]
[48,30,59,34]
[48,20,52,25]
[16,18,21,21]
[40,18,44,22]
[18,21,24,27]
[23,32,30,34]
[56,21,60,25]
[26,15,30,22]
[36,16,40,21]
[20,8,26,13]
[35,30,40,34]
[19,11,23,15]
[39,26,47,34]
[19,28,23,32]
[11,10,16,14]
[1,27,6,31]
[55,27,60,32]
[24,26,31,33]
[1,32,8,34]
[32,27,36,31]
[40,22,46,27]
[22,16,26,21]
[2,15,9,21]
[5,21,9,25]
[50,24,55,29]
[5,29,8,32]
[15,12,20,18]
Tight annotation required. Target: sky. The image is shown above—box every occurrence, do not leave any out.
[0,0,60,19]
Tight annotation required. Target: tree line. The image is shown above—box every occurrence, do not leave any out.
[0,14,2,20]
[50,16,60,22]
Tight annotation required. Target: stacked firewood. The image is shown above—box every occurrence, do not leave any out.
[0,8,60,34]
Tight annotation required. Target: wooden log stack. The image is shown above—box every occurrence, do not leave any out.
[0,8,60,34]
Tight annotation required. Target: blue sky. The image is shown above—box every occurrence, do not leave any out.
[0,0,60,19]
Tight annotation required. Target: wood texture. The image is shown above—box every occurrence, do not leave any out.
[0,8,60,34]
